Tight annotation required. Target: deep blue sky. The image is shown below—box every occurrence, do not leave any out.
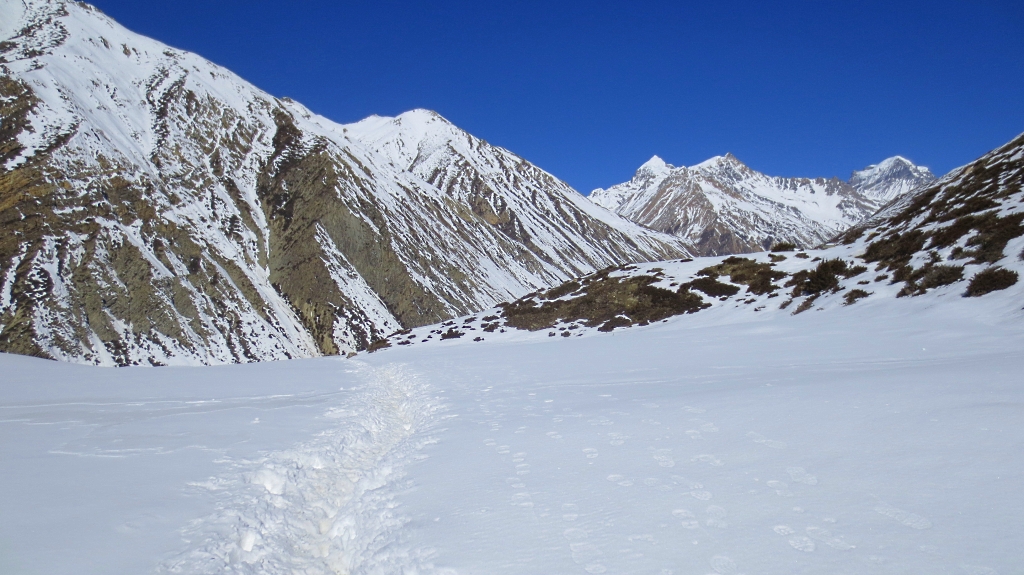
[89,0,1024,193]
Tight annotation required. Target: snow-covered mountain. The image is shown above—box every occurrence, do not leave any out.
[847,155,937,204]
[0,0,689,366]
[383,130,1021,348]
[590,153,935,255]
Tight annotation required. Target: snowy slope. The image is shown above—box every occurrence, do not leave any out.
[0,0,689,366]
[590,153,935,255]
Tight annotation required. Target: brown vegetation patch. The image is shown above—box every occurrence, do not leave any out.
[965,267,1019,297]
[862,230,927,271]
[440,328,465,340]
[499,274,709,332]
[695,257,788,295]
[928,211,1024,264]
[896,264,965,297]
[844,289,871,305]
[680,277,739,298]
[786,259,861,297]
[366,339,392,353]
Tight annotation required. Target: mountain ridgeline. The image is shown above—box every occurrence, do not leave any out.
[590,154,936,255]
[0,0,689,365]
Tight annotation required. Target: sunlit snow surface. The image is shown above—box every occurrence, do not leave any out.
[1,296,1021,574]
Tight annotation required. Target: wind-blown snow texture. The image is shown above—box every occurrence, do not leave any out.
[0,0,689,366]
[590,154,935,255]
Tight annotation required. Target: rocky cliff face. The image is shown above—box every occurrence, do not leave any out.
[0,0,689,365]
[590,153,935,256]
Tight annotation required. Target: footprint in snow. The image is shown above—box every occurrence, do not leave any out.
[673,509,700,529]
[692,454,724,466]
[875,502,933,530]
[961,565,999,575]
[709,554,740,574]
[766,480,794,497]
[747,432,787,449]
[706,506,728,528]
[564,528,605,571]
[786,467,818,485]
[805,526,854,550]
[510,492,533,508]
[562,503,579,521]
[698,421,719,433]
[651,449,675,467]
[788,536,816,552]
[583,448,599,459]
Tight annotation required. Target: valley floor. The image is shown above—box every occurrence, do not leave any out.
[1,295,1021,575]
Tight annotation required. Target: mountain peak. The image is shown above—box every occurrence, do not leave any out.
[693,153,744,171]
[394,108,449,125]
[635,155,673,178]
[849,156,936,204]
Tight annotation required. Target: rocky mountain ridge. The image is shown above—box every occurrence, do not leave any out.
[375,131,1021,351]
[590,153,936,255]
[0,0,689,365]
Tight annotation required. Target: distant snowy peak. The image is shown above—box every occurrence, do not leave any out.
[591,152,934,256]
[848,156,936,204]
[590,155,675,212]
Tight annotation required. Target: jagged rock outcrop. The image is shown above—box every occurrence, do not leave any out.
[0,0,689,365]
[590,153,935,256]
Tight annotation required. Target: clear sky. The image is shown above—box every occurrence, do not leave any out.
[88,0,1024,194]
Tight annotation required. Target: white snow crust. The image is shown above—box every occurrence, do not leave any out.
[0,0,26,42]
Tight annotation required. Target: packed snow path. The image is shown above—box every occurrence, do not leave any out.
[0,359,450,575]
[159,364,449,574]
[1,295,1022,574]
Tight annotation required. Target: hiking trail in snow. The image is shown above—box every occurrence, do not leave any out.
[158,364,452,575]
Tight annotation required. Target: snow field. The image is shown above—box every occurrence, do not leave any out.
[1,278,1022,574]
[364,301,1022,575]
